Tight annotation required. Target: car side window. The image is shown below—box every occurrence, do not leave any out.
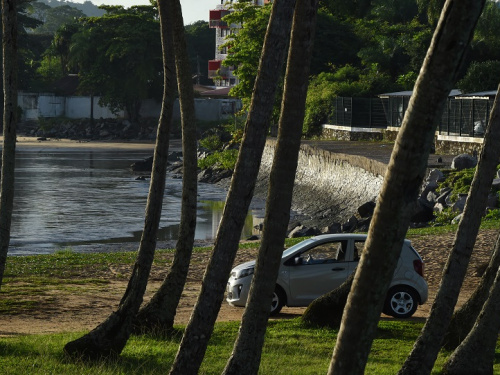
[300,241,347,264]
[353,240,365,261]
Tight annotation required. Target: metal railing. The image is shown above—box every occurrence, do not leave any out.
[328,96,492,138]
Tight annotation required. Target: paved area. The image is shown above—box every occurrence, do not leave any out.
[303,140,458,169]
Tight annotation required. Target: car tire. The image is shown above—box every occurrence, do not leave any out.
[270,287,285,316]
[383,285,419,319]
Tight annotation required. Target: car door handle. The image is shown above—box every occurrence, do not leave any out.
[331,267,345,271]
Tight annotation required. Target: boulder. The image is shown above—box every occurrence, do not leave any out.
[451,154,477,170]
[288,225,318,238]
[452,193,468,212]
[452,213,463,225]
[487,193,498,209]
[130,156,153,172]
[433,202,446,214]
[411,197,435,223]
[436,187,452,205]
[341,215,358,233]
[492,178,500,191]
[357,201,376,218]
[321,223,342,234]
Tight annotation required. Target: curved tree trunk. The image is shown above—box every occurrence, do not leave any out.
[63,2,176,358]
[441,260,500,375]
[169,1,296,374]
[443,232,500,350]
[222,1,319,373]
[302,273,354,328]
[133,0,198,333]
[399,84,500,375]
[0,0,18,291]
[328,1,485,374]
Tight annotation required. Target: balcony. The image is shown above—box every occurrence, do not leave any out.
[208,60,234,79]
[209,9,231,28]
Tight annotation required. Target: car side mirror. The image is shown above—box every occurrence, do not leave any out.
[294,256,303,265]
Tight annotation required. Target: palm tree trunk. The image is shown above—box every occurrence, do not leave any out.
[442,261,500,375]
[133,0,198,333]
[444,232,500,350]
[0,0,18,291]
[399,83,500,375]
[328,1,485,374]
[63,0,176,358]
[222,1,319,373]
[169,1,297,374]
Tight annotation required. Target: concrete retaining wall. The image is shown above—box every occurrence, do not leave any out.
[257,139,386,225]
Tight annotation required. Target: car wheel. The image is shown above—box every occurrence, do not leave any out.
[270,287,285,316]
[383,286,419,319]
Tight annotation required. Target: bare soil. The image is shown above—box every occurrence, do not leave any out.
[1,229,497,337]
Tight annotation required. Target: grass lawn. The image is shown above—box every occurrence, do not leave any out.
[2,319,498,374]
[2,220,500,374]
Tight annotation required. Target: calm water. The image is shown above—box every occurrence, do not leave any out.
[9,150,262,255]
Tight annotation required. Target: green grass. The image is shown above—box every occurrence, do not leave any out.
[2,227,500,373]
[0,319,498,374]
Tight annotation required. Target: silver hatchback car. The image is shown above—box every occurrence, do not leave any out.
[227,234,428,318]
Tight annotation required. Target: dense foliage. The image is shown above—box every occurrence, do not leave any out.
[220,0,500,135]
[9,0,500,128]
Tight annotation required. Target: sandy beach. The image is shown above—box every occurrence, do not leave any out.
[6,136,180,152]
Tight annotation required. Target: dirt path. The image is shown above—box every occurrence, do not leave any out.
[1,229,497,336]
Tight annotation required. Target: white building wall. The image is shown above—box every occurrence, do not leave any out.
[18,92,241,123]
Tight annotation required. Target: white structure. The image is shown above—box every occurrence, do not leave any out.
[18,91,241,122]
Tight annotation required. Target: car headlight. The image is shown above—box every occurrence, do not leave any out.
[236,267,254,279]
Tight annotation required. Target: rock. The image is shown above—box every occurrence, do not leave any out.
[426,168,444,184]
[168,151,183,162]
[452,194,468,212]
[197,168,232,184]
[492,178,500,191]
[288,225,319,238]
[451,154,477,170]
[411,198,435,223]
[246,235,259,241]
[357,201,376,218]
[341,216,358,233]
[433,202,446,214]
[452,213,463,224]
[356,217,371,232]
[321,223,342,234]
[436,187,452,205]
[487,193,498,209]
[131,156,153,172]
[427,190,438,203]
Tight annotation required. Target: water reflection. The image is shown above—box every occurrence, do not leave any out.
[10,150,263,255]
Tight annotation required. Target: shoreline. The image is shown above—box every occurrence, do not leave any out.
[4,136,183,152]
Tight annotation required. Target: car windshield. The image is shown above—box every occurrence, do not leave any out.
[282,238,316,258]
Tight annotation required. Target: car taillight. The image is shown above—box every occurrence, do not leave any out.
[413,259,424,277]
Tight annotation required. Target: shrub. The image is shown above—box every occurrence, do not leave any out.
[198,149,239,170]
[484,209,500,221]
[199,134,224,152]
[439,168,475,202]
[432,208,458,226]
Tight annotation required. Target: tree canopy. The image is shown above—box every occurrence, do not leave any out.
[67,5,163,121]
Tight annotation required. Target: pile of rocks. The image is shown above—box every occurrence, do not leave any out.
[19,118,161,141]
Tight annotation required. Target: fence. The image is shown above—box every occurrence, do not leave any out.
[328,96,492,138]
[329,97,388,128]
[439,98,493,137]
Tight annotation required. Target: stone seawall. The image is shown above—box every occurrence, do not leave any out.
[255,139,387,227]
